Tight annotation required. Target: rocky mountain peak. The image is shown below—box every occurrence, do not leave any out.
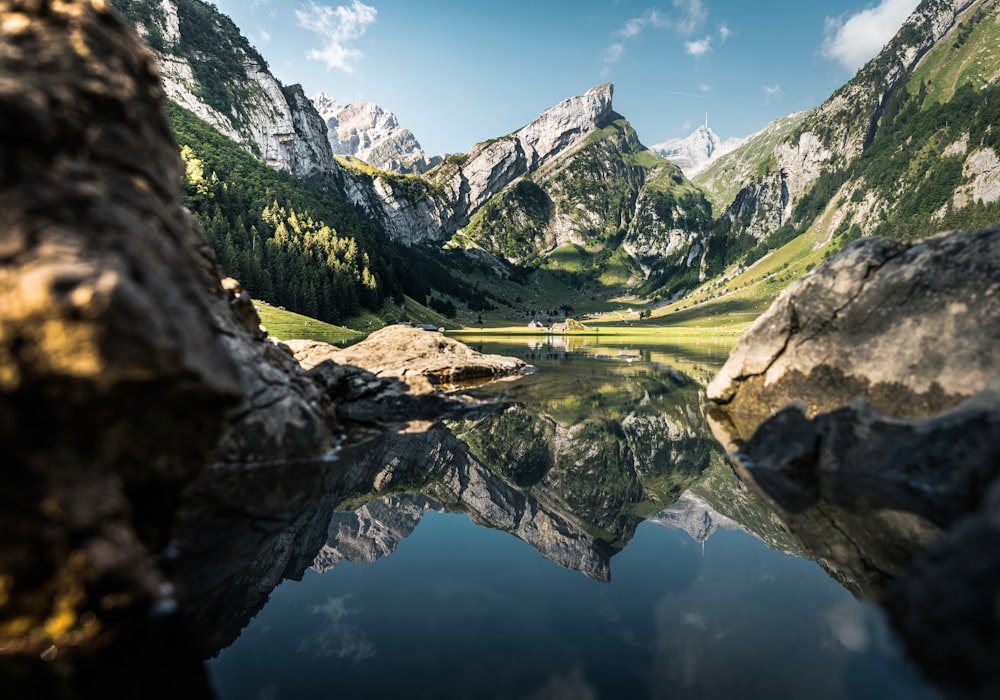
[311,92,438,173]
[652,123,744,177]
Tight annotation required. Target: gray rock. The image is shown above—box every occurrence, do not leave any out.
[708,227,1000,443]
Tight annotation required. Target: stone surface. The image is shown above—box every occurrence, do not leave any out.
[287,324,533,390]
[708,227,1000,443]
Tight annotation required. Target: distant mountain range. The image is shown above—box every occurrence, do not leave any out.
[651,124,745,178]
[112,0,1000,327]
[311,93,441,174]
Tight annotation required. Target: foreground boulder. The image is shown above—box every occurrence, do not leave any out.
[1,0,243,671]
[708,227,1000,698]
[708,228,1000,442]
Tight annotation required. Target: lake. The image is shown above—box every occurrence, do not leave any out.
[197,336,941,700]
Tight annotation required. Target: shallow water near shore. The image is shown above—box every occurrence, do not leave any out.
[204,337,941,700]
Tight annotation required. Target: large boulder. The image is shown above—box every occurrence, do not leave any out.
[708,227,1000,698]
[287,325,532,392]
[707,228,1000,442]
[0,0,245,669]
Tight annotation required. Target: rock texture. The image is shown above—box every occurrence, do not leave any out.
[287,325,532,391]
[312,93,440,173]
[0,0,243,668]
[708,228,1000,443]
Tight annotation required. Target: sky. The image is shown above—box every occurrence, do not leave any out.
[209,0,922,156]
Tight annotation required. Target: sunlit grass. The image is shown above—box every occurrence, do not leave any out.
[255,301,363,344]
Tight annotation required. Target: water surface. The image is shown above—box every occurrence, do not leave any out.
[202,337,940,700]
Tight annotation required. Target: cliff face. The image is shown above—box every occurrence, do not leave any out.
[114,0,336,178]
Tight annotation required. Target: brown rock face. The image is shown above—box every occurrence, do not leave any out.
[0,0,245,662]
[708,228,1000,443]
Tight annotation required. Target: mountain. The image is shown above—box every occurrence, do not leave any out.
[652,0,1000,325]
[114,0,1000,329]
[716,0,995,248]
[337,82,714,294]
[114,0,334,178]
[312,93,442,174]
[651,124,745,178]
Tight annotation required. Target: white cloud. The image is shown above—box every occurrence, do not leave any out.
[698,82,712,92]
[763,84,783,99]
[296,0,378,73]
[256,29,271,45]
[617,8,671,38]
[604,43,625,64]
[685,36,712,56]
[822,0,920,72]
[673,0,708,35]
[718,23,731,43]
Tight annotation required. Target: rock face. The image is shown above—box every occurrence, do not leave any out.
[312,93,440,173]
[708,225,1000,699]
[708,227,1000,442]
[114,0,336,178]
[651,125,744,178]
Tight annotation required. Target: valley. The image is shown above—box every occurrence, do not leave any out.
[112,0,1000,340]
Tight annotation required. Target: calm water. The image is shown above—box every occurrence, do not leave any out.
[202,336,940,700]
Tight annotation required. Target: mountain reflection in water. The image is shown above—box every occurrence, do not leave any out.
[179,337,940,700]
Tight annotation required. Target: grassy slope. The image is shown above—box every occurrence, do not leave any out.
[912,0,1000,106]
[258,294,459,343]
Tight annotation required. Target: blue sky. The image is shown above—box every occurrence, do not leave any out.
[209,0,921,155]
